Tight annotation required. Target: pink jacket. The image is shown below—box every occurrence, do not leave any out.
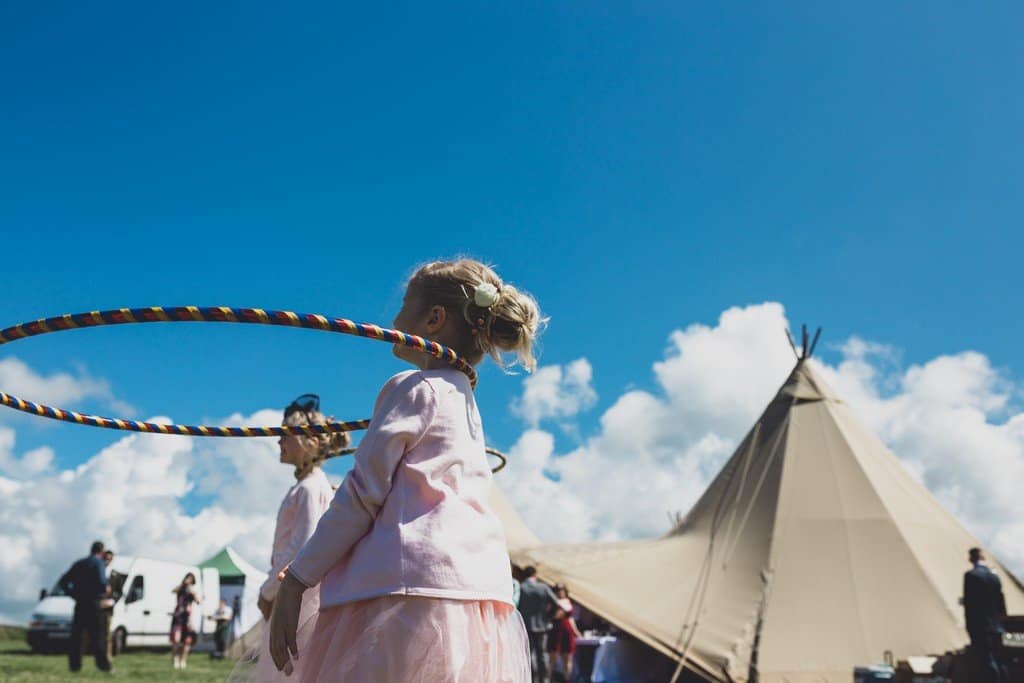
[289,369,513,608]
[260,467,333,602]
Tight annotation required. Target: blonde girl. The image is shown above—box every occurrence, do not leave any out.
[269,259,542,682]
[231,396,350,682]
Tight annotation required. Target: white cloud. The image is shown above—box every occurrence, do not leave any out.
[499,430,592,542]
[0,426,56,479]
[190,409,291,516]
[512,358,597,428]
[504,303,1024,580]
[0,408,298,624]
[0,356,134,417]
[504,303,790,542]
[652,303,796,439]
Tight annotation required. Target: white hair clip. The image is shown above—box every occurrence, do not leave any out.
[473,282,500,308]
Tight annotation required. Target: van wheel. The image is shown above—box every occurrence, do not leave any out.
[112,628,126,656]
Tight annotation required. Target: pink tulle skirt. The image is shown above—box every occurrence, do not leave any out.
[293,595,530,683]
[228,586,321,683]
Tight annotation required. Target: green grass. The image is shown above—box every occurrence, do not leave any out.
[0,625,27,641]
[0,638,235,682]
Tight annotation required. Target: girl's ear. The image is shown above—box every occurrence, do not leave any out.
[426,305,447,332]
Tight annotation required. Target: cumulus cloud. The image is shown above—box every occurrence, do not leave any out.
[0,408,295,624]
[504,303,1024,579]
[190,409,291,516]
[503,304,790,543]
[512,358,597,428]
[652,303,796,439]
[0,426,55,478]
[0,356,134,417]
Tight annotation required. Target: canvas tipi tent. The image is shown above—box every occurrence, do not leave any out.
[512,352,1024,682]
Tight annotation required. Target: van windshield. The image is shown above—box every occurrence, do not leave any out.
[48,581,67,597]
[109,571,127,600]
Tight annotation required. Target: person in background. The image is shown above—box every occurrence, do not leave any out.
[170,572,201,670]
[58,540,112,674]
[208,598,234,659]
[512,562,522,607]
[241,394,346,682]
[101,551,114,578]
[518,565,560,683]
[547,584,583,682]
[963,547,1008,682]
[99,550,116,661]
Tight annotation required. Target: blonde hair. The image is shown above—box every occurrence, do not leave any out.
[406,259,544,372]
[283,407,351,478]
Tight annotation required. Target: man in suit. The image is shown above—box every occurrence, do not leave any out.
[963,547,1008,683]
[517,566,560,683]
[58,541,112,674]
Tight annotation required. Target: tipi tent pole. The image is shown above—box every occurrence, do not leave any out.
[785,329,799,360]
[808,327,822,358]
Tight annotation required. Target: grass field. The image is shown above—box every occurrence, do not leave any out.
[0,630,235,682]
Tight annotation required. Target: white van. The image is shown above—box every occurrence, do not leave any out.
[28,556,219,654]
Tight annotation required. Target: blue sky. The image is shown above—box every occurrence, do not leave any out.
[2,3,1024,617]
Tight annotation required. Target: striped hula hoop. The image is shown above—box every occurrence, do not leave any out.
[0,306,476,437]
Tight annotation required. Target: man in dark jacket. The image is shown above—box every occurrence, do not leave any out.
[517,566,560,683]
[58,541,112,673]
[963,547,1008,682]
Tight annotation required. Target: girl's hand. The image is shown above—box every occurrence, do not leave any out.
[258,595,273,621]
[269,571,307,674]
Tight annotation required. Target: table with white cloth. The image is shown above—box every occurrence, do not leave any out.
[592,636,639,682]
[568,635,620,682]
[584,635,670,683]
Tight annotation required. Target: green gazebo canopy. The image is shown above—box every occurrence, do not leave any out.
[199,547,252,585]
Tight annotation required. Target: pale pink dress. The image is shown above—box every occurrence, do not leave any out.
[286,369,529,682]
[229,467,333,683]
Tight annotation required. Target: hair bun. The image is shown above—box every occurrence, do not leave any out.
[283,407,351,479]
[407,259,545,372]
